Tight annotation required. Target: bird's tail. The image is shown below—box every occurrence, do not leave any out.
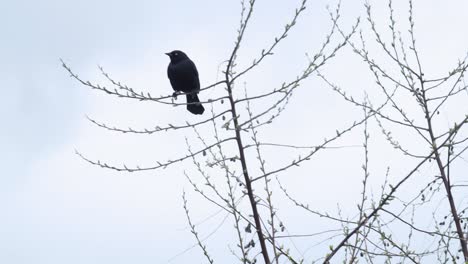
[186,94,205,115]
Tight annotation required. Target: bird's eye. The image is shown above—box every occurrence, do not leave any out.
[174,52,178,56]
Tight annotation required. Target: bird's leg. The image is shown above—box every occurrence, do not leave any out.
[172,91,179,100]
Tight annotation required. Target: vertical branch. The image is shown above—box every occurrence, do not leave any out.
[420,84,468,260]
[225,69,271,264]
[246,87,279,263]
[224,1,271,262]
[182,191,215,264]
[209,107,250,263]
[349,104,371,263]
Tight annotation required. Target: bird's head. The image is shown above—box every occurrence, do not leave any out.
[165,50,188,63]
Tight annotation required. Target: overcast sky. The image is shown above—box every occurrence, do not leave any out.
[1,0,468,263]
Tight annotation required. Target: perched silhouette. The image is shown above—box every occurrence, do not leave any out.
[166,50,205,115]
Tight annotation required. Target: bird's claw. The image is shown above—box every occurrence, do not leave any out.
[172,92,178,100]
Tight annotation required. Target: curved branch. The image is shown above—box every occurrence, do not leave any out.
[61,59,226,105]
[252,112,375,182]
[235,14,359,105]
[231,0,307,83]
[75,137,236,172]
[86,110,230,134]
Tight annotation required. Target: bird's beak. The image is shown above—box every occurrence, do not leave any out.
[165,52,171,56]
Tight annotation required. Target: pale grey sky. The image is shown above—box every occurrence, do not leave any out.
[1,0,467,263]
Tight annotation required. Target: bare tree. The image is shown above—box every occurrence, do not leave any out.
[63,0,468,263]
[316,0,468,262]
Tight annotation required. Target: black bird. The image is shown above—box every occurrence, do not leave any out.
[166,50,205,115]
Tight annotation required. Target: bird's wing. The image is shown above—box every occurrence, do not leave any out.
[187,59,200,91]
[188,59,199,77]
[167,65,179,92]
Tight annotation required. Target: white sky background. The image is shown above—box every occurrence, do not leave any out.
[1,0,468,263]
